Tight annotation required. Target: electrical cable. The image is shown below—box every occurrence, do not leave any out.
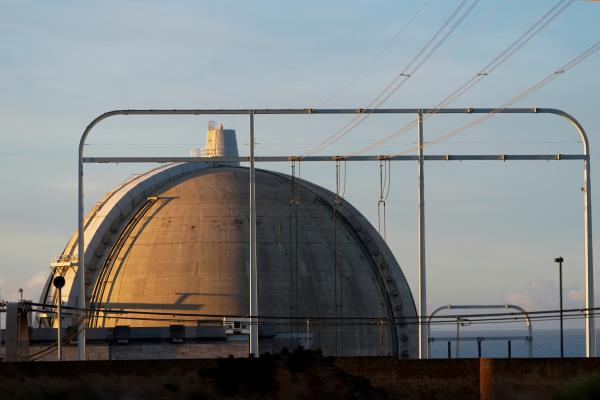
[348,0,574,156]
[15,301,598,360]
[393,39,600,155]
[317,0,431,107]
[23,306,600,329]
[302,0,480,157]
[377,159,391,353]
[25,302,600,324]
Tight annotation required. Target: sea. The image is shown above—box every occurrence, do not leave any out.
[428,328,597,358]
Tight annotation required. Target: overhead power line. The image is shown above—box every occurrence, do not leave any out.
[302,0,480,157]
[17,302,599,361]
[348,0,574,156]
[317,0,431,107]
[23,301,600,324]
[393,39,600,155]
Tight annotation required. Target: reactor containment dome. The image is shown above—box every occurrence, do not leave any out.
[39,123,417,357]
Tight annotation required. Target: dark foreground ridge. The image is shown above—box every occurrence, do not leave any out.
[2,349,600,399]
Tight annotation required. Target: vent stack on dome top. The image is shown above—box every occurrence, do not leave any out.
[199,120,239,166]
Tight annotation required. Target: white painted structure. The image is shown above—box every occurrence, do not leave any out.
[204,121,240,162]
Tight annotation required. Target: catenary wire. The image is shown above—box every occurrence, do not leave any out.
[348,0,574,156]
[317,0,431,107]
[302,0,479,157]
[392,39,600,155]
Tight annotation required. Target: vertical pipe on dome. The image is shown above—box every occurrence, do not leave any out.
[249,111,259,357]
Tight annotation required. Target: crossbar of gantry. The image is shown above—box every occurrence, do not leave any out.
[77,108,594,361]
[84,154,586,162]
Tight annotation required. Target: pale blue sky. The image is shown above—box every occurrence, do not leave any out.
[1,1,599,332]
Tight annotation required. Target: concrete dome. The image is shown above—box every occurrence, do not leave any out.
[40,163,417,357]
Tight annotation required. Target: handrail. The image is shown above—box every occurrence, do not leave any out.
[427,304,533,358]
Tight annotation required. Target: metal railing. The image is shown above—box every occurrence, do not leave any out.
[75,107,594,360]
[427,304,533,358]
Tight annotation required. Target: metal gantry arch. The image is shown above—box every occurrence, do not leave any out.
[76,107,594,360]
[427,304,533,358]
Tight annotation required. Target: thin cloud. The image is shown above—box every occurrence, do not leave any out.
[0,269,48,302]
[504,278,592,311]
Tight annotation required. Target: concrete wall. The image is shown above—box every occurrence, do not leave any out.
[107,341,249,360]
[4,341,252,362]
[337,358,480,399]
[339,357,600,400]
[2,354,600,399]
[0,353,386,400]
[478,358,600,400]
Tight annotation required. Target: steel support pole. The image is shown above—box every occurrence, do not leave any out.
[456,317,460,358]
[57,287,62,361]
[249,111,259,357]
[584,157,595,357]
[559,259,564,358]
[77,151,85,361]
[552,108,596,357]
[418,110,427,359]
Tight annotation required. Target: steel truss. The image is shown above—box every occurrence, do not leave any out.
[77,108,594,360]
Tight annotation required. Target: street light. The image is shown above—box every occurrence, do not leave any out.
[554,256,564,358]
[53,276,66,361]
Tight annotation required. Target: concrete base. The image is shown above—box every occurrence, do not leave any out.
[2,354,600,399]
[2,341,253,362]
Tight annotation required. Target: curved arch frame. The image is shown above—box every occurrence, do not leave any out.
[77,107,594,360]
[427,304,533,358]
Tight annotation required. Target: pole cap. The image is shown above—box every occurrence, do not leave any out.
[53,276,66,289]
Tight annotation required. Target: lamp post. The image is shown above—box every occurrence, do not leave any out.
[53,276,66,361]
[554,256,564,358]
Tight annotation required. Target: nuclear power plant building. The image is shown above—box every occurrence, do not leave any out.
[32,123,417,360]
